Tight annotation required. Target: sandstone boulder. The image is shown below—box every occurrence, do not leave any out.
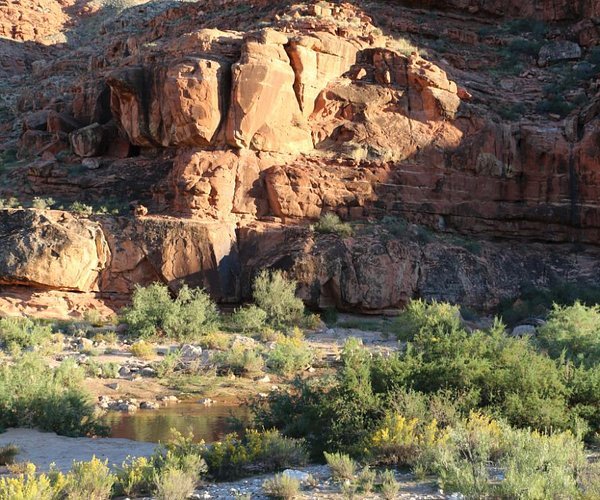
[0,209,109,291]
[70,123,106,157]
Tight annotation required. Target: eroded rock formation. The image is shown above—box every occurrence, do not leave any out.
[0,0,599,317]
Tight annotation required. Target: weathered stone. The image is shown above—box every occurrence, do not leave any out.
[70,123,106,157]
[538,41,582,66]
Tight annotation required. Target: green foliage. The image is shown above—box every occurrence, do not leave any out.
[231,304,268,333]
[253,270,305,328]
[312,212,353,237]
[156,350,181,378]
[0,317,53,351]
[0,354,106,436]
[31,197,55,210]
[114,456,154,497]
[357,466,376,493]
[537,301,600,366]
[213,346,264,376]
[0,197,20,209]
[203,429,307,480]
[68,201,94,216]
[0,444,18,465]
[267,337,313,376]
[321,307,338,326]
[392,299,462,342]
[379,469,400,499]
[122,283,218,340]
[153,467,197,500]
[262,473,301,499]
[324,451,356,481]
[434,413,585,499]
[508,38,543,57]
[63,457,114,500]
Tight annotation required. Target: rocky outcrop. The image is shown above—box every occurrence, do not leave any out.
[396,0,600,21]
[0,209,108,291]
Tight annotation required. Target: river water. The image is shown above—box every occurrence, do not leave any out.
[103,402,250,444]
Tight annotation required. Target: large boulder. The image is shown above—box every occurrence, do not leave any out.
[0,209,109,291]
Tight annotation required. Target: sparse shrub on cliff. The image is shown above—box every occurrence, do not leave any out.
[253,270,305,328]
[0,197,19,209]
[537,301,600,366]
[31,196,55,210]
[312,212,353,237]
[122,283,218,340]
[68,201,94,216]
[0,317,53,351]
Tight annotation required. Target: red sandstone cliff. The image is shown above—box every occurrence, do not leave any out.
[0,0,599,317]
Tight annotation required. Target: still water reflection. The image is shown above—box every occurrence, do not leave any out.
[104,403,250,444]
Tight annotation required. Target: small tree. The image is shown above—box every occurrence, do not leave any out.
[253,270,304,328]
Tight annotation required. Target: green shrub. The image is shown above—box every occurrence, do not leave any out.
[31,197,55,210]
[253,270,305,328]
[231,305,268,333]
[154,467,197,500]
[262,473,300,499]
[0,444,18,465]
[324,451,356,481]
[537,301,600,366]
[122,283,218,340]
[130,340,155,359]
[0,354,105,436]
[357,466,376,493]
[63,457,115,500]
[267,337,313,376]
[156,350,181,378]
[114,456,154,497]
[379,469,400,499]
[312,213,353,237]
[0,317,53,351]
[68,201,94,216]
[392,299,462,342]
[204,429,307,480]
[213,346,264,376]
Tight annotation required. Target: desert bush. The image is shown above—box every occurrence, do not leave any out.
[130,340,155,359]
[231,304,268,333]
[392,299,462,342]
[199,331,231,350]
[0,444,18,465]
[0,353,105,436]
[63,457,115,500]
[253,270,305,328]
[0,317,53,351]
[357,466,376,493]
[262,473,300,499]
[31,196,55,210]
[154,467,197,500]
[156,350,181,378]
[68,201,94,216]
[580,461,600,500]
[0,463,55,500]
[213,346,264,376]
[122,283,218,340]
[324,452,356,481]
[204,429,307,480]
[312,212,353,237]
[267,337,313,376]
[114,456,154,497]
[370,413,448,467]
[379,469,400,499]
[537,301,600,366]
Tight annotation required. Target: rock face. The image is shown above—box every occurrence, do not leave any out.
[1,0,600,317]
[0,210,108,291]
